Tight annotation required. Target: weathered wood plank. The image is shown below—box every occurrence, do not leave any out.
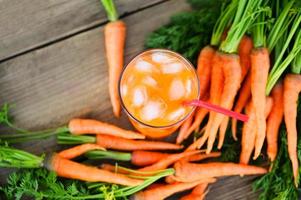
[0,0,164,61]
[0,0,260,199]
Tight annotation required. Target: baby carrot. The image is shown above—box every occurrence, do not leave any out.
[206,53,241,153]
[68,119,145,139]
[266,81,284,161]
[47,154,143,186]
[133,179,215,200]
[58,144,105,160]
[251,48,270,159]
[96,135,182,151]
[197,46,216,98]
[231,72,252,140]
[174,162,267,182]
[283,74,301,186]
[101,0,126,117]
[180,183,210,200]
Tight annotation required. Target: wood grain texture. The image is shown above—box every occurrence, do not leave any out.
[0,0,164,61]
[0,0,260,199]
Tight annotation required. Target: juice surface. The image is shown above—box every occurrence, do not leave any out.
[120,49,199,132]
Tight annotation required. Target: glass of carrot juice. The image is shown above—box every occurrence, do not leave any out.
[119,49,199,138]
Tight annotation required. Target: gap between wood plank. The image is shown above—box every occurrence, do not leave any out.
[0,0,169,64]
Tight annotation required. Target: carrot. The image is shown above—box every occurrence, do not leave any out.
[165,175,177,184]
[58,144,105,159]
[217,117,229,149]
[251,48,271,159]
[197,46,216,98]
[180,183,210,200]
[177,112,195,144]
[173,162,267,182]
[231,72,252,140]
[96,135,182,151]
[182,152,221,163]
[131,151,169,167]
[206,53,241,153]
[99,163,130,175]
[266,81,284,161]
[47,154,143,186]
[133,179,215,200]
[238,35,253,80]
[138,150,200,172]
[240,97,273,164]
[182,96,210,143]
[68,119,145,139]
[101,0,126,117]
[283,74,301,186]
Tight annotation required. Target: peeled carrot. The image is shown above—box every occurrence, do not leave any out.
[238,35,253,80]
[47,154,142,186]
[58,144,105,160]
[177,113,195,144]
[231,72,252,140]
[102,0,126,117]
[96,135,182,151]
[138,150,200,172]
[266,81,284,161]
[133,179,215,200]
[180,183,210,200]
[173,162,267,182]
[250,48,270,159]
[206,53,241,153]
[131,151,169,167]
[283,74,301,186]
[197,46,216,98]
[240,97,273,164]
[68,119,145,139]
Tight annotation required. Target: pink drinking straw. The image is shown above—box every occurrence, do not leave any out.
[183,99,249,122]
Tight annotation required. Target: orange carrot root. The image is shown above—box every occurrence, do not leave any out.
[250,48,270,159]
[206,53,241,154]
[238,35,253,80]
[283,74,301,186]
[96,135,182,151]
[104,20,126,117]
[183,152,221,162]
[180,183,210,200]
[133,179,215,200]
[232,72,252,140]
[58,144,105,160]
[47,154,142,186]
[266,81,284,161]
[68,118,145,139]
[174,162,267,182]
[218,117,229,149]
[131,151,169,167]
[177,112,195,144]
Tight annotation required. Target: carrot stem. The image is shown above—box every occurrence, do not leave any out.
[101,0,119,22]
[85,149,131,161]
[57,133,96,144]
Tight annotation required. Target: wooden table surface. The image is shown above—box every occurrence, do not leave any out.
[0,0,260,199]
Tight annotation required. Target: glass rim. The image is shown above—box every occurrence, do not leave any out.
[118,48,200,129]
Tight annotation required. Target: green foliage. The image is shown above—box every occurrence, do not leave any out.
[145,0,224,65]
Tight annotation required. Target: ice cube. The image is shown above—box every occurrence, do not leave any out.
[151,52,171,63]
[132,87,147,107]
[169,79,185,100]
[141,99,166,121]
[135,59,153,72]
[143,76,157,87]
[185,79,192,95]
[168,108,186,121]
[121,85,128,96]
[161,62,183,74]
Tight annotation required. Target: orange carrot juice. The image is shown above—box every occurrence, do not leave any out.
[119,49,199,138]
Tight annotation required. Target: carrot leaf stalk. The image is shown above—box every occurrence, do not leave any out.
[0,145,44,168]
[57,133,96,144]
[101,0,119,22]
[86,150,132,161]
[291,51,301,74]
